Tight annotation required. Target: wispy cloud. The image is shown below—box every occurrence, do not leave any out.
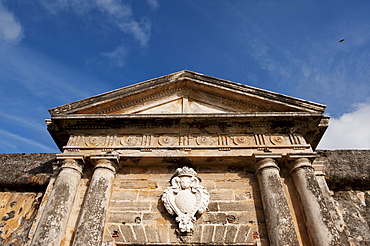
[95,0,151,46]
[38,0,153,66]
[40,0,151,46]
[0,43,106,153]
[101,43,126,67]
[0,111,46,133]
[146,0,159,10]
[0,129,56,153]
[239,14,370,117]
[0,1,23,43]
[0,44,99,102]
[318,102,370,149]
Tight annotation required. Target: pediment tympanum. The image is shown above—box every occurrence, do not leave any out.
[49,70,326,116]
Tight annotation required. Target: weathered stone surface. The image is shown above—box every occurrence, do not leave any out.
[332,190,370,245]
[256,158,300,246]
[72,159,116,246]
[319,150,370,189]
[289,159,341,245]
[0,192,43,246]
[30,159,83,246]
[0,153,55,190]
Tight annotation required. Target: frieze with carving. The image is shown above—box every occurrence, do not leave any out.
[161,167,209,233]
[64,133,308,150]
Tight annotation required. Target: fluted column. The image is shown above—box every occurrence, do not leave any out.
[288,156,340,246]
[254,156,299,246]
[72,156,118,246]
[31,158,84,246]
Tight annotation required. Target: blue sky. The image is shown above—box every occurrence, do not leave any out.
[0,0,369,153]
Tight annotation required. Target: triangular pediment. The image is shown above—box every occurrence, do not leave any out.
[49,70,326,116]
[126,97,234,114]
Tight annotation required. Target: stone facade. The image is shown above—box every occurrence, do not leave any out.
[1,71,369,245]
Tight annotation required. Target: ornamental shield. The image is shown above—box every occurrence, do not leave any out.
[161,166,209,233]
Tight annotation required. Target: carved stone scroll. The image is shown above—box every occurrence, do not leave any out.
[161,167,209,233]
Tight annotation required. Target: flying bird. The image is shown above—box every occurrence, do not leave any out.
[339,39,345,43]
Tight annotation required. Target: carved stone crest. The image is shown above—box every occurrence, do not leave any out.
[162,166,209,233]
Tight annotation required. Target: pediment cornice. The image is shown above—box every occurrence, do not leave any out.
[49,70,326,116]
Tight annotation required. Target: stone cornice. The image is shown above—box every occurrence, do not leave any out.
[49,70,326,116]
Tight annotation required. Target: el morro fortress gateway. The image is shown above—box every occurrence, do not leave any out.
[0,70,369,246]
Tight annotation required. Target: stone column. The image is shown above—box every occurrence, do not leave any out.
[72,156,118,246]
[31,158,84,246]
[287,156,341,246]
[254,156,300,246]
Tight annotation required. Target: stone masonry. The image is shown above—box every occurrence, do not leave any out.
[1,71,369,245]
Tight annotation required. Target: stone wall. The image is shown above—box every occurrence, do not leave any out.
[0,153,55,245]
[0,153,55,190]
[0,150,369,245]
[318,150,370,246]
[104,163,266,245]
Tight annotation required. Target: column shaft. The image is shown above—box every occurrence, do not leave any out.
[255,158,299,246]
[289,158,340,246]
[72,159,117,246]
[31,159,83,246]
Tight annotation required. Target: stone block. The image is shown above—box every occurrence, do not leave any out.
[234,189,255,201]
[119,224,135,242]
[156,225,170,243]
[198,173,225,180]
[189,225,202,242]
[116,179,157,189]
[218,201,255,212]
[142,212,173,223]
[106,211,141,224]
[107,224,125,243]
[110,190,139,201]
[246,224,261,242]
[224,225,238,243]
[152,200,167,213]
[215,179,249,189]
[155,179,172,190]
[109,201,151,211]
[138,190,163,200]
[199,180,216,189]
[227,211,258,225]
[144,225,159,242]
[201,225,214,243]
[132,225,146,243]
[209,189,234,201]
[169,227,180,243]
[197,212,227,224]
[235,224,251,243]
[214,225,226,242]
[225,172,245,179]
[208,202,219,212]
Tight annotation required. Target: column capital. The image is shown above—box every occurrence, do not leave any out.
[57,156,85,176]
[254,157,280,175]
[90,155,119,173]
[286,156,314,174]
